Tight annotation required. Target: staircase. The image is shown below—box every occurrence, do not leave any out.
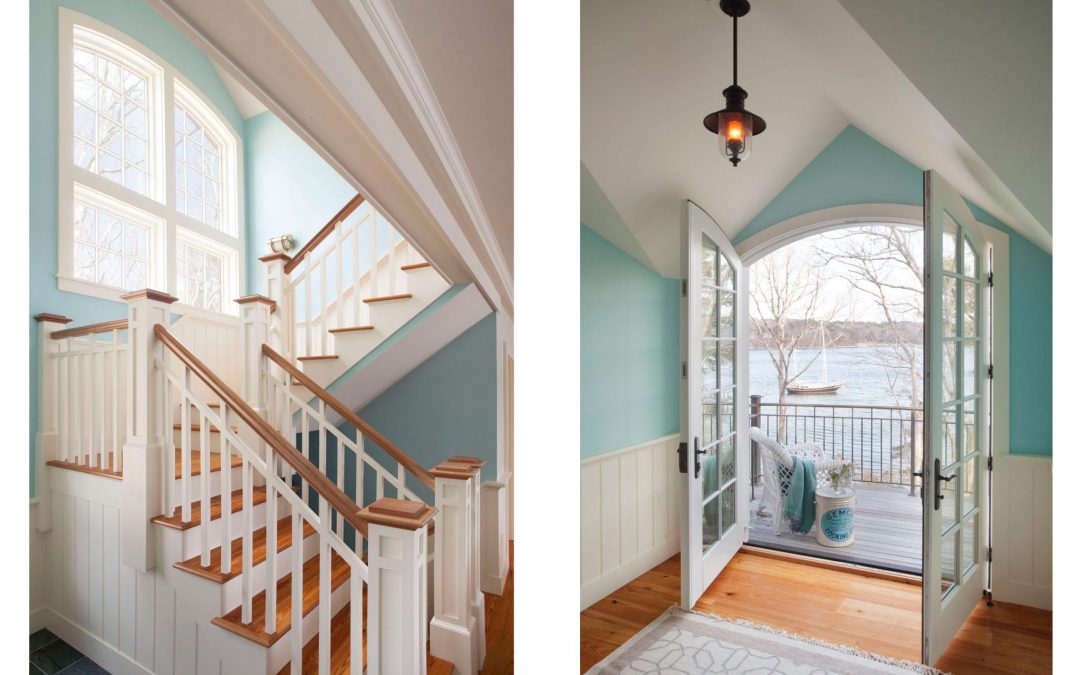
[31,197,492,675]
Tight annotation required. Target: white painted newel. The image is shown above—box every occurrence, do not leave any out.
[261,253,294,360]
[33,313,74,533]
[120,289,178,572]
[362,498,437,675]
[480,481,509,595]
[429,458,486,674]
[235,295,274,411]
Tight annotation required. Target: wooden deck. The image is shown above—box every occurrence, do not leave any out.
[749,483,922,574]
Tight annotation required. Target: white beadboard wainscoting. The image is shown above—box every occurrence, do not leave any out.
[31,468,200,675]
[992,454,1052,610]
[581,434,681,610]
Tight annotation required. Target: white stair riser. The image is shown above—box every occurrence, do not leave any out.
[403,266,450,301]
[298,358,346,386]
[165,464,244,507]
[331,329,385,364]
[366,297,424,336]
[169,493,288,562]
[219,528,321,612]
[171,427,228,452]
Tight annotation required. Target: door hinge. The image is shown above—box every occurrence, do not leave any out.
[987,546,993,563]
[987,456,993,471]
[682,362,687,378]
[988,364,994,379]
[682,279,688,297]
[988,271,994,287]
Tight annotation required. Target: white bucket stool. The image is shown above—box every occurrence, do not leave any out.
[815,487,856,547]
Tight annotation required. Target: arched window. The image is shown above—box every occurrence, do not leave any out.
[58,9,242,313]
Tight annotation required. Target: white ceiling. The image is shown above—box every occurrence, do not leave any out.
[582,0,1051,278]
[392,0,514,264]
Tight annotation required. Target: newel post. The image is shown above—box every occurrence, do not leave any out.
[120,289,178,572]
[361,498,437,675]
[33,313,73,533]
[260,253,293,360]
[429,458,486,674]
[234,295,274,413]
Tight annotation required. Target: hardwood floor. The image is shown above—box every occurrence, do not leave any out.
[580,550,1051,674]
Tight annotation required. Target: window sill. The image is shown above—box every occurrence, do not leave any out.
[56,274,132,304]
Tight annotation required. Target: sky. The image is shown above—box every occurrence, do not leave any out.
[748,225,924,324]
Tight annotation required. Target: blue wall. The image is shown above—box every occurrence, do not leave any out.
[580,224,681,458]
[733,125,1052,457]
[358,312,499,486]
[29,0,245,493]
[243,112,356,294]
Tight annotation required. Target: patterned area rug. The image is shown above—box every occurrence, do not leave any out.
[587,606,948,675]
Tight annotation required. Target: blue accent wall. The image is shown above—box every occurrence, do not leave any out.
[243,111,356,294]
[29,0,245,494]
[733,125,1052,457]
[359,312,499,486]
[580,224,681,458]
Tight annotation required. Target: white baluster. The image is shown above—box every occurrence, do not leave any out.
[72,340,81,464]
[350,570,363,675]
[181,376,192,523]
[352,216,361,325]
[221,407,233,575]
[242,458,254,624]
[335,220,344,329]
[318,501,331,675]
[90,334,99,467]
[369,216,379,298]
[200,411,210,566]
[389,229,398,295]
[111,330,120,469]
[59,345,69,463]
[265,443,278,635]
[305,263,313,356]
[291,510,303,675]
[302,408,310,506]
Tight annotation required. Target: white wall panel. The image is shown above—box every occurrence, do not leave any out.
[581,434,680,609]
[992,454,1052,609]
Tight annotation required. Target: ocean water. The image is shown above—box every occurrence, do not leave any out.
[749,346,923,407]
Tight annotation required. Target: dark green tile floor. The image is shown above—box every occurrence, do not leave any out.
[29,629,109,675]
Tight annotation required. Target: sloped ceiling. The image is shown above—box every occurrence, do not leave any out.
[582,0,1051,278]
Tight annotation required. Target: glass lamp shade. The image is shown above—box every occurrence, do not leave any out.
[719,111,753,166]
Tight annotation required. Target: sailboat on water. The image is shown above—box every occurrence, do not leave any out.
[786,324,843,395]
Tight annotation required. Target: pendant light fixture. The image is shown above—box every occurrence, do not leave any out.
[703,0,766,167]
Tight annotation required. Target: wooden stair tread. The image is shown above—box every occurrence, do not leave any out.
[172,423,238,434]
[276,601,453,675]
[363,293,412,304]
[400,262,431,271]
[174,516,316,583]
[327,325,375,334]
[297,355,340,361]
[212,548,351,647]
[173,448,243,479]
[47,456,122,480]
[151,486,269,530]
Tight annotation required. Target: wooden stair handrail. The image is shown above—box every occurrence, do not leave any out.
[283,194,366,274]
[261,343,437,491]
[153,324,371,536]
[51,318,129,340]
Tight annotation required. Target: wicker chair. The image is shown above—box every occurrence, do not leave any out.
[751,427,852,535]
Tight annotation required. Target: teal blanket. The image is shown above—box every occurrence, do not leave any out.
[783,456,817,534]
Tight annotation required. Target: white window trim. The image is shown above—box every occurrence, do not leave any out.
[57,8,245,314]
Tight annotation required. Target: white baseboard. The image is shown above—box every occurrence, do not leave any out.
[581,434,681,611]
[33,608,154,675]
[581,536,678,610]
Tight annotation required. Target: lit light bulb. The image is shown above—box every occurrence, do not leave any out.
[726,119,745,141]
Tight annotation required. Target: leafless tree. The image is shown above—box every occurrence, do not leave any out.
[750,245,850,437]
[817,225,924,409]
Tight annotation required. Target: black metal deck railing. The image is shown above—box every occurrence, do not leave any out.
[749,395,924,495]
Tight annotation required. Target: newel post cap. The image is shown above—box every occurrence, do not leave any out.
[119,288,179,304]
[360,498,437,531]
[33,313,73,324]
[233,294,277,308]
[430,459,483,480]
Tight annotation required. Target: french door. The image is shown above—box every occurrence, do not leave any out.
[679,200,750,608]
[922,170,992,663]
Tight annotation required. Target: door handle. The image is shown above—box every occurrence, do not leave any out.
[933,458,956,511]
[677,438,707,478]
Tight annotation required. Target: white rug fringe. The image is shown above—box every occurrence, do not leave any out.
[685,607,949,675]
